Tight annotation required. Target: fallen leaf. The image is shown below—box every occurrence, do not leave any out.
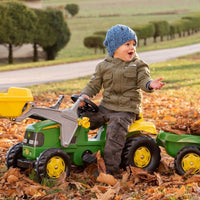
[97,172,118,186]
[96,150,106,173]
[7,174,19,184]
[100,182,120,200]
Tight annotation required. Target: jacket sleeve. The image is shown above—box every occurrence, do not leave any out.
[81,63,103,97]
[137,60,154,93]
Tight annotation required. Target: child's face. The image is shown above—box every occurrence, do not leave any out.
[113,40,136,62]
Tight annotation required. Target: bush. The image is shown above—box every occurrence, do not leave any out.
[65,4,79,17]
[182,13,200,33]
[133,23,155,46]
[169,20,184,39]
[150,20,170,42]
[84,35,105,54]
[93,31,107,37]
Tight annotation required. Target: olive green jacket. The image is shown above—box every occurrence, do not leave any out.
[81,54,154,114]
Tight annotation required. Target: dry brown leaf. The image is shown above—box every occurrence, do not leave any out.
[130,166,156,184]
[158,160,172,174]
[185,175,200,184]
[96,150,106,173]
[121,171,130,183]
[97,172,118,186]
[91,185,105,199]
[7,174,19,184]
[176,185,186,198]
[162,127,187,135]
[163,116,177,122]
[57,193,68,200]
[172,174,184,182]
[55,172,66,186]
[100,182,120,200]
[154,172,163,186]
[1,90,200,199]
[2,167,20,181]
[24,185,45,196]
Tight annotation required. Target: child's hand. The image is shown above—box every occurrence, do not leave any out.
[149,77,165,90]
[79,94,90,107]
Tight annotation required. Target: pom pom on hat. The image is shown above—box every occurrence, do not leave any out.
[103,24,137,57]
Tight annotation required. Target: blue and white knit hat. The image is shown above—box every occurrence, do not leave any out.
[103,24,137,57]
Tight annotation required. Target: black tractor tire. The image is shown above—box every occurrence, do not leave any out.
[174,145,200,175]
[35,148,71,180]
[121,135,161,172]
[6,142,23,169]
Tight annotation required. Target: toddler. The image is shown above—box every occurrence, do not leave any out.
[80,24,164,175]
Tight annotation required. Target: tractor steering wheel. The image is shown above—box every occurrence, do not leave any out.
[71,94,99,112]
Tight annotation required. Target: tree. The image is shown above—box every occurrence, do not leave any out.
[32,9,57,62]
[0,1,37,64]
[65,4,79,17]
[42,9,71,60]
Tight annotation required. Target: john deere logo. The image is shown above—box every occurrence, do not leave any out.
[25,148,29,155]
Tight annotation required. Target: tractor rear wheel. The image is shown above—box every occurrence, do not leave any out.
[121,135,161,172]
[175,145,200,175]
[35,148,71,180]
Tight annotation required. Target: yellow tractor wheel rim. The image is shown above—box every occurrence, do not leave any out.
[46,156,66,179]
[134,146,151,168]
[181,153,200,174]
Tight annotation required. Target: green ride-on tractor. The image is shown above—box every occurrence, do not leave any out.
[3,87,161,180]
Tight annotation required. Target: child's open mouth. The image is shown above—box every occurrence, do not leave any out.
[128,52,133,56]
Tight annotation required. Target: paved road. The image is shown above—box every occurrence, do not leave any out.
[0,43,200,91]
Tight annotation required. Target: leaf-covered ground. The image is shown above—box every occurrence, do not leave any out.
[0,88,200,199]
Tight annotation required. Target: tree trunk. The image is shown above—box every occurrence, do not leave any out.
[8,43,13,64]
[45,48,56,60]
[154,36,157,43]
[144,38,147,46]
[33,43,38,62]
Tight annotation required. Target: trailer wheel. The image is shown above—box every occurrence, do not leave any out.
[36,148,71,180]
[175,145,200,175]
[121,135,161,172]
[6,142,23,169]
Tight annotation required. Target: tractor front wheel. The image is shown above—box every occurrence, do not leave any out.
[121,135,161,172]
[175,145,200,175]
[6,142,23,169]
[36,148,71,180]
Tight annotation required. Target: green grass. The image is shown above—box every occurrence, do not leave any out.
[1,0,200,71]
[43,0,200,59]
[42,0,200,17]
[30,75,91,95]
[29,53,200,97]
[0,55,102,72]
[151,58,200,90]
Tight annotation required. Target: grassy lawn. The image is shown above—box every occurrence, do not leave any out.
[29,53,200,100]
[42,0,200,17]
[42,0,200,59]
[1,0,200,70]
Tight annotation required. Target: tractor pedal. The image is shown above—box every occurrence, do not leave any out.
[82,153,97,164]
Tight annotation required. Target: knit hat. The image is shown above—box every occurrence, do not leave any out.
[103,24,137,57]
